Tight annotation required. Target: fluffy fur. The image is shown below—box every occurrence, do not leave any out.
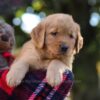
[6,13,83,87]
[0,21,15,52]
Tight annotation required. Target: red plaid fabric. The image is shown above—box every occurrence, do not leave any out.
[2,52,14,66]
[0,52,74,100]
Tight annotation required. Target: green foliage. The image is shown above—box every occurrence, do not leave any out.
[16,8,25,17]
[32,0,43,11]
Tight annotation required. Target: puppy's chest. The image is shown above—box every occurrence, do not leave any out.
[30,59,51,70]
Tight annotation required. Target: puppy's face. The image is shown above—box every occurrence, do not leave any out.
[0,22,15,51]
[31,14,83,59]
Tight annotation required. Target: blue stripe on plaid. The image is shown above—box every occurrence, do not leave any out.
[34,83,53,100]
[34,79,46,95]
[46,89,56,100]
[28,79,46,100]
[63,70,74,80]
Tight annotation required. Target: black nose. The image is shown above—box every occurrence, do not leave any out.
[60,44,68,53]
[1,35,9,42]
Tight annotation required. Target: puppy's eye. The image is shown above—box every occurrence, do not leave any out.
[51,32,58,36]
[69,34,74,39]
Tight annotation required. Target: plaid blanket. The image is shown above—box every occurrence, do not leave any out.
[0,52,74,100]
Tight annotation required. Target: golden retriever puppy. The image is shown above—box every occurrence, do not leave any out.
[6,13,83,87]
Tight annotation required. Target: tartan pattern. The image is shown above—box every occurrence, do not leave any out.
[0,70,73,100]
[0,52,74,100]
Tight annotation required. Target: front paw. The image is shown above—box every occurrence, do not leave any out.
[46,70,63,87]
[6,70,22,87]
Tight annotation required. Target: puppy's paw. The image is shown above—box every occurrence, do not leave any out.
[6,70,22,87]
[46,60,67,87]
[46,69,63,87]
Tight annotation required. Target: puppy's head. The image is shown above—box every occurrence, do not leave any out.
[31,14,83,59]
[0,21,15,51]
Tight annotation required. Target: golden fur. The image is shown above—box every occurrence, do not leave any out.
[6,13,83,87]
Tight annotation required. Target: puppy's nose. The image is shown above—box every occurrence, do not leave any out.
[1,34,9,42]
[60,44,68,53]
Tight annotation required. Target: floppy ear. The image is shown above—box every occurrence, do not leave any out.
[31,21,45,48]
[75,32,83,53]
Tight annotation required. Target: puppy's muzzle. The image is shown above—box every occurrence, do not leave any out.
[1,34,9,42]
[60,44,68,53]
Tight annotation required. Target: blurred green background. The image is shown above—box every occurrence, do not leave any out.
[0,0,100,100]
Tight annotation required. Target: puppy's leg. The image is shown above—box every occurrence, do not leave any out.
[46,60,67,87]
[6,41,36,87]
[6,61,29,87]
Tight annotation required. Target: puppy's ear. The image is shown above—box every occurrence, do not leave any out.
[75,32,83,53]
[31,21,45,48]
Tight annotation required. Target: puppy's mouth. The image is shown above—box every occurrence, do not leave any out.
[43,46,69,59]
[50,51,68,58]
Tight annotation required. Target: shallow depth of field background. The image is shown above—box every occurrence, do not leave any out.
[0,0,100,100]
